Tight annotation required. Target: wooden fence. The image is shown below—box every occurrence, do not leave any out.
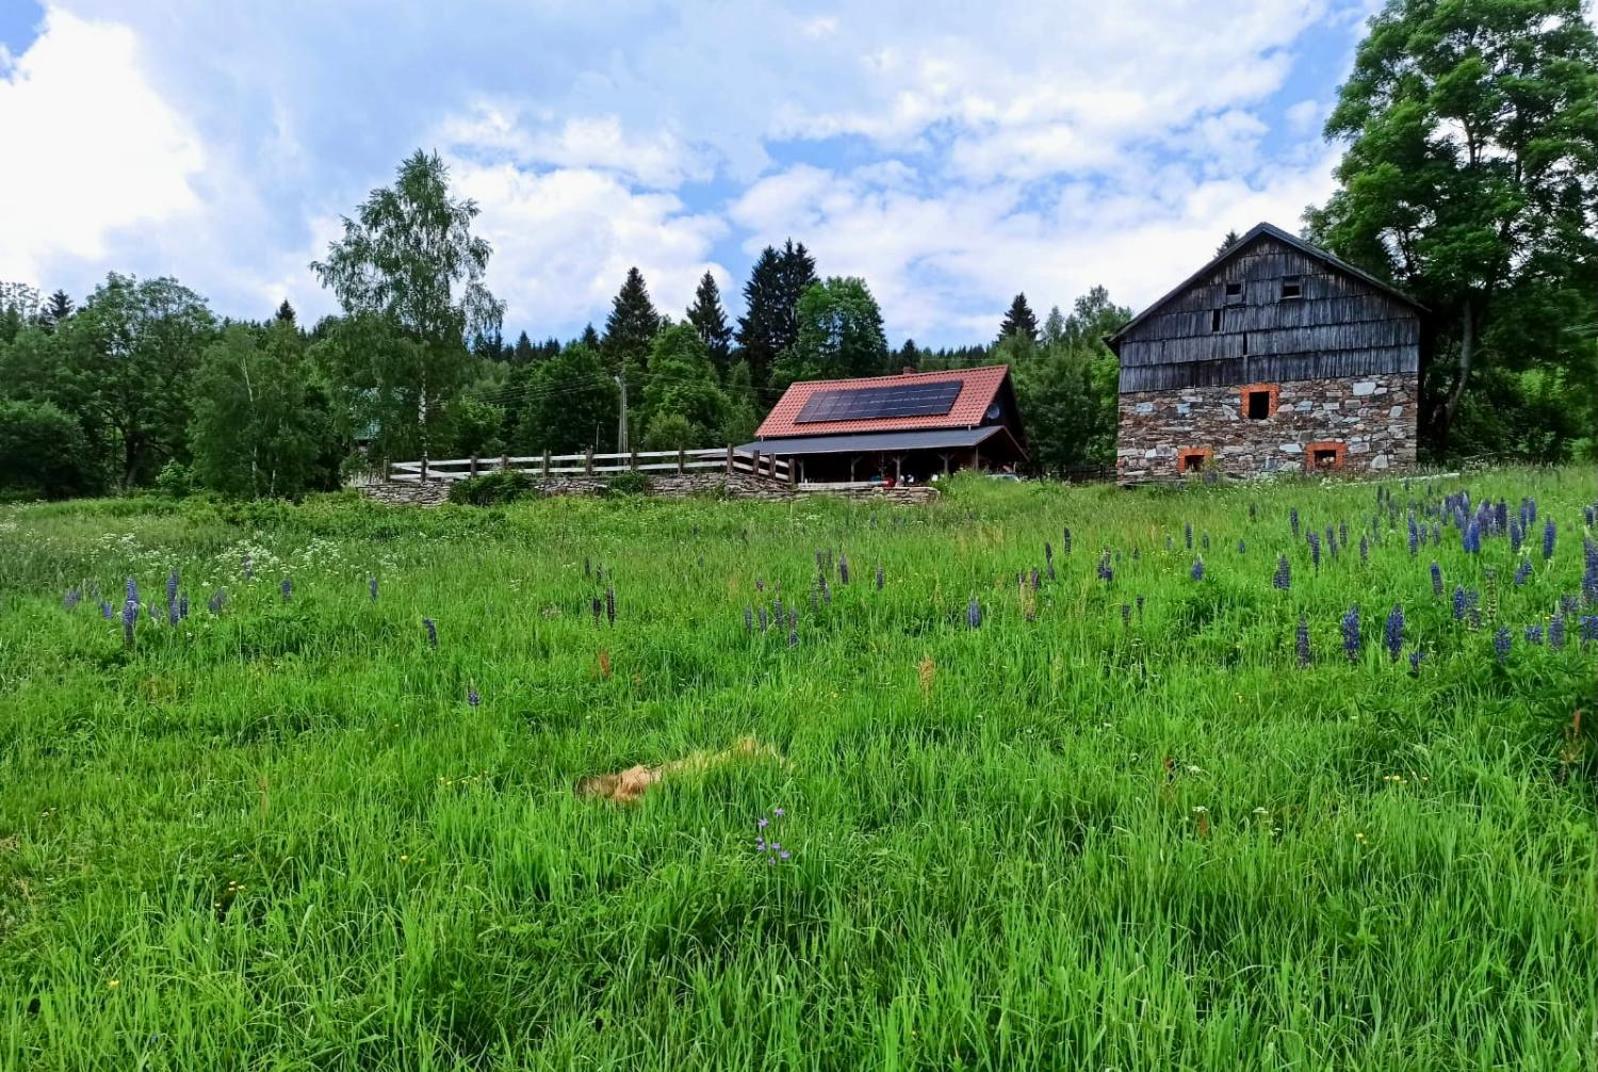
[383,447,793,485]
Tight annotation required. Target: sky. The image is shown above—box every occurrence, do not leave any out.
[0,0,1387,348]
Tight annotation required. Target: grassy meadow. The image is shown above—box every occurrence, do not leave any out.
[1,470,1595,1070]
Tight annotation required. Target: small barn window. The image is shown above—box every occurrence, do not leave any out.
[1239,383,1279,420]
[1210,308,1222,333]
[1307,441,1347,471]
[1279,276,1303,300]
[1177,447,1213,475]
[1224,282,1243,304]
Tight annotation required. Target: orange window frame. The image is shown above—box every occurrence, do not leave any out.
[1306,441,1347,471]
[1240,383,1279,419]
[1176,447,1214,474]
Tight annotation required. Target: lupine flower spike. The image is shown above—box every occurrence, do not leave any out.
[423,618,438,648]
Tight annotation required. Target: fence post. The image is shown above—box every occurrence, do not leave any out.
[630,450,639,471]
[383,458,393,482]
[585,449,593,476]
[788,456,796,487]
[420,455,429,482]
[500,452,509,473]
[469,454,479,478]
[726,445,735,475]
[542,451,550,479]
[677,448,686,474]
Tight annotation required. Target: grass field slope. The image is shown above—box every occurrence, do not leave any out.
[1,471,1595,1070]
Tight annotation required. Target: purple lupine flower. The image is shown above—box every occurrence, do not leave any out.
[121,600,137,647]
[1296,617,1311,667]
[1463,519,1481,554]
[467,684,481,707]
[966,598,982,629]
[758,607,768,632]
[422,618,438,648]
[64,588,82,611]
[1237,539,1246,554]
[1359,535,1370,562]
[1341,605,1361,661]
[1190,558,1205,581]
[178,595,188,621]
[1510,522,1523,554]
[605,586,616,624]
[1549,615,1566,649]
[787,623,799,648]
[208,590,225,614]
[125,577,140,608]
[1096,552,1113,583]
[1339,521,1348,547]
[1273,555,1291,591]
[280,577,292,601]
[743,607,753,632]
[1062,527,1072,554]
[1452,586,1467,620]
[1430,562,1443,596]
[1290,508,1300,538]
[820,577,832,606]
[1307,531,1321,570]
[1542,519,1556,560]
[1525,624,1543,646]
[1493,626,1511,662]
[1408,649,1424,672]
[165,571,179,607]
[1046,560,1056,581]
[591,598,602,623]
[1029,568,1041,591]
[1202,533,1210,551]
[1136,594,1145,616]
[1184,523,1192,550]
[1580,616,1598,645]
[773,595,784,623]
[368,576,379,601]
[1584,504,1595,526]
[1383,605,1404,661]
[1326,525,1339,560]
[99,601,113,619]
[1117,602,1130,626]
[1513,559,1531,586]
[1407,515,1419,555]
[838,554,850,585]
[168,597,180,625]
[1044,542,1053,564]
[876,565,885,591]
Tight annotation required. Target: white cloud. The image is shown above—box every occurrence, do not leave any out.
[448,159,729,331]
[0,7,204,283]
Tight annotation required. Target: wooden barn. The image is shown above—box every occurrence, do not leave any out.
[1107,222,1423,482]
[740,365,1027,485]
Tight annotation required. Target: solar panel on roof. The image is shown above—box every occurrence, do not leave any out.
[794,380,962,423]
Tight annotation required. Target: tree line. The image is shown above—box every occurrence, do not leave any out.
[0,0,1591,500]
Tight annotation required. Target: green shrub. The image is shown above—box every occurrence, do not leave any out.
[154,460,195,498]
[603,470,653,497]
[448,469,536,506]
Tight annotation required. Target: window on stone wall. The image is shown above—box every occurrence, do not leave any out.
[1177,447,1213,474]
[1279,276,1303,300]
[1246,389,1271,419]
[1308,441,1346,471]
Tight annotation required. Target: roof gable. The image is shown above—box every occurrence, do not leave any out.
[1107,222,1424,351]
[756,365,1012,439]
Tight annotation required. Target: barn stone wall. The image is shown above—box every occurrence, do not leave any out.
[355,473,940,507]
[1116,373,1418,483]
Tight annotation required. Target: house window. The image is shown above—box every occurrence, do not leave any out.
[1239,383,1279,420]
[1210,308,1222,333]
[1224,282,1243,304]
[1177,447,1213,475]
[1307,441,1346,471]
[1279,276,1303,300]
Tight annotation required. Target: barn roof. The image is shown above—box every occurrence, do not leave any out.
[1106,221,1424,351]
[738,425,1020,457]
[755,365,1011,439]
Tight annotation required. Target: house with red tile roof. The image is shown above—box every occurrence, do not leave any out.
[739,365,1027,484]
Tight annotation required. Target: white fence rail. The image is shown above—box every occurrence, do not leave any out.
[384,447,792,485]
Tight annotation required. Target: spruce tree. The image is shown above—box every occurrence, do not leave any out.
[997,293,1039,345]
[512,330,536,365]
[602,267,660,377]
[275,299,297,327]
[37,289,74,333]
[1215,230,1241,256]
[580,323,600,350]
[686,270,733,372]
[737,239,817,387]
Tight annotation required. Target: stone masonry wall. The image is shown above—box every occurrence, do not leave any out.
[1117,373,1418,483]
[355,473,939,507]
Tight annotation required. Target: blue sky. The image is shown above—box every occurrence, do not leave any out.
[0,1,1385,347]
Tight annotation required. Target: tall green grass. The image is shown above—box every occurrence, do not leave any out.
[1,471,1593,1070]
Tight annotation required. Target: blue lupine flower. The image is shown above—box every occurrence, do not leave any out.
[1097,552,1113,583]
[1062,528,1072,554]
[1296,617,1311,667]
[1359,535,1369,563]
[208,590,225,614]
[1121,603,1132,626]
[423,618,438,648]
[178,595,188,621]
[280,577,293,601]
[1273,555,1291,591]
[369,576,379,601]
[605,586,616,624]
[125,577,140,607]
[966,598,982,629]
[1580,616,1598,645]
[1307,532,1321,570]
[1383,605,1404,661]
[1184,523,1192,550]
[1136,595,1145,616]
[838,554,850,584]
[1044,541,1053,564]
[743,607,753,632]
[1452,587,1467,620]
[1513,559,1531,586]
[1339,521,1348,547]
[1237,539,1246,554]
[1525,624,1543,645]
[788,623,799,648]
[1341,605,1361,661]
[1509,522,1523,554]
[467,685,481,707]
[1542,519,1556,560]
[1030,568,1041,591]
[1190,558,1205,581]
[64,588,82,611]
[1549,615,1566,649]
[1327,526,1339,560]
[1463,520,1481,554]
[758,607,768,632]
[1408,649,1425,672]
[121,600,137,647]
[591,598,602,623]
[166,571,179,607]
[99,601,113,619]
[875,565,884,591]
[1430,562,1443,596]
[1493,627,1511,661]
[1407,516,1419,554]
[773,596,784,623]
[1291,508,1300,538]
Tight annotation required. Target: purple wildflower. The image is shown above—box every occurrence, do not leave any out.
[1549,615,1566,650]
[1339,521,1348,547]
[280,577,292,601]
[1542,519,1556,560]
[1408,649,1424,672]
[99,601,113,619]
[1136,594,1145,616]
[605,586,616,624]
[125,577,140,607]
[1307,531,1321,570]
[369,576,379,601]
[1359,535,1369,562]
[1341,605,1361,661]
[591,598,602,623]
[1121,603,1132,626]
[121,600,137,647]
[743,607,753,632]
[1513,559,1531,587]
[208,590,225,614]
[1184,523,1193,550]
[1030,568,1041,591]
[1296,617,1311,667]
[422,617,438,648]
[1430,562,1443,596]
[1291,508,1300,538]
[1580,616,1598,645]
[1190,558,1205,581]
[1062,527,1072,554]
[1463,520,1481,554]
[1383,604,1404,661]
[1452,587,1467,620]
[178,595,188,620]
[966,598,982,629]
[1525,624,1543,646]
[166,571,179,607]
[838,554,850,585]
[1273,555,1291,591]
[876,565,885,591]
[467,684,481,707]
[1510,522,1523,554]
[1407,515,1419,554]
[64,588,82,611]
[1493,626,1511,662]
[773,806,784,818]
[1096,551,1113,584]
[758,607,768,632]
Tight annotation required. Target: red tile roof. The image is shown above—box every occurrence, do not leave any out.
[755,365,1011,439]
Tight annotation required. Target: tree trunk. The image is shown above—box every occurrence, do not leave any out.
[1435,300,1476,454]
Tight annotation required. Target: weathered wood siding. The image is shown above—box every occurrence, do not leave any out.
[1117,236,1421,393]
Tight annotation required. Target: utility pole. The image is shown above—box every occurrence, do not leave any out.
[614,371,629,453]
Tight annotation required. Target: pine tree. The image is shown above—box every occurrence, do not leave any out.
[275,299,297,327]
[580,323,600,350]
[686,270,733,372]
[512,330,536,365]
[37,289,74,333]
[895,339,921,371]
[997,293,1038,345]
[737,239,817,387]
[603,267,660,377]
[1215,230,1241,256]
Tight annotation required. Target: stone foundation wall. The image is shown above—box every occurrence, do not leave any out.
[1117,374,1418,482]
[354,474,939,507]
